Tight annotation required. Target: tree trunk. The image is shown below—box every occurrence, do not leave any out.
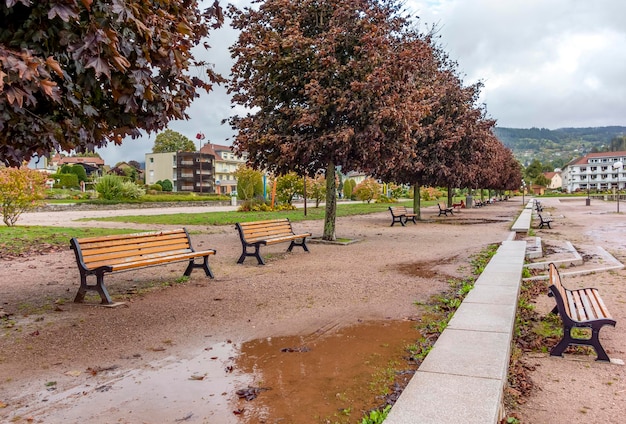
[447,185,453,207]
[413,183,422,221]
[323,162,337,241]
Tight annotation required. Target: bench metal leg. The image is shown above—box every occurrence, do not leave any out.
[287,238,309,253]
[390,216,404,226]
[184,255,215,279]
[74,271,114,305]
[550,324,612,362]
[238,244,266,265]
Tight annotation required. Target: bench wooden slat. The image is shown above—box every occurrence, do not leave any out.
[571,290,587,321]
[547,262,616,361]
[81,239,191,262]
[71,228,216,305]
[236,218,310,265]
[591,288,613,319]
[109,251,213,271]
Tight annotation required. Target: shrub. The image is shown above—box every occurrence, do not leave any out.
[149,183,163,192]
[0,167,46,226]
[160,179,173,192]
[70,164,88,182]
[120,180,146,199]
[95,175,124,200]
[52,173,79,189]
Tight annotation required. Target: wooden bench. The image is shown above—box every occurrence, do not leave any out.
[235,218,311,265]
[452,200,465,210]
[548,263,616,362]
[537,212,552,229]
[534,200,543,212]
[70,228,216,305]
[388,206,417,226]
[437,202,454,216]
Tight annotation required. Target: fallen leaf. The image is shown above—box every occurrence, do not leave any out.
[65,370,81,377]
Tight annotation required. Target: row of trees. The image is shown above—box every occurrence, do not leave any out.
[2,1,521,238]
[227,0,522,239]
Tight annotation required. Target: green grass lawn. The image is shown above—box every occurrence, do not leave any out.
[0,200,440,256]
[83,200,431,225]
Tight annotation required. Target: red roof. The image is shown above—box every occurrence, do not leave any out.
[54,155,105,166]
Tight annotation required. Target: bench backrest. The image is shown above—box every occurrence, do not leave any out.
[71,228,194,270]
[236,219,295,243]
[438,202,448,209]
[549,263,612,322]
[389,206,408,216]
[549,263,570,317]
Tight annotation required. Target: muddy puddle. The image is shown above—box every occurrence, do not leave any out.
[233,319,419,424]
[6,320,418,423]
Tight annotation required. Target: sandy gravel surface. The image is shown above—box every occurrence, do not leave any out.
[0,197,624,423]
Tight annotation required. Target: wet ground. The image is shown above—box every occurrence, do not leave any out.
[8,320,419,424]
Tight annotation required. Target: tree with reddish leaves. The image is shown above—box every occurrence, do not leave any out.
[368,43,483,219]
[0,0,224,167]
[227,0,436,240]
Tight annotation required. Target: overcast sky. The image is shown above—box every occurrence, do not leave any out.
[97,0,626,166]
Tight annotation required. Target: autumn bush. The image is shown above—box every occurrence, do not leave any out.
[0,167,46,226]
[354,178,381,203]
[420,186,443,201]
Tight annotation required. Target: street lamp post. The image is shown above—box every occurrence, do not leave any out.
[586,169,591,206]
[614,161,623,213]
[521,180,526,205]
[196,132,205,194]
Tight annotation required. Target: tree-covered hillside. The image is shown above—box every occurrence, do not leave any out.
[493,126,626,169]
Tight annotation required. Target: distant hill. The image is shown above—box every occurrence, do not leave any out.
[493,126,626,168]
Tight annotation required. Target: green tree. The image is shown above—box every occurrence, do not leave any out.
[0,1,224,167]
[535,174,551,187]
[228,0,433,240]
[0,167,46,226]
[343,179,356,199]
[234,165,264,200]
[276,172,304,205]
[525,159,544,180]
[153,130,197,153]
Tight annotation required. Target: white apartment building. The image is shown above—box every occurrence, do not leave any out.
[561,151,626,193]
[209,144,248,195]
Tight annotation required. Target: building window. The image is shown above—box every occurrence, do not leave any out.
[150,158,154,163]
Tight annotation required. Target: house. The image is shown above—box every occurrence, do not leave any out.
[561,151,626,193]
[543,171,562,190]
[47,154,105,177]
